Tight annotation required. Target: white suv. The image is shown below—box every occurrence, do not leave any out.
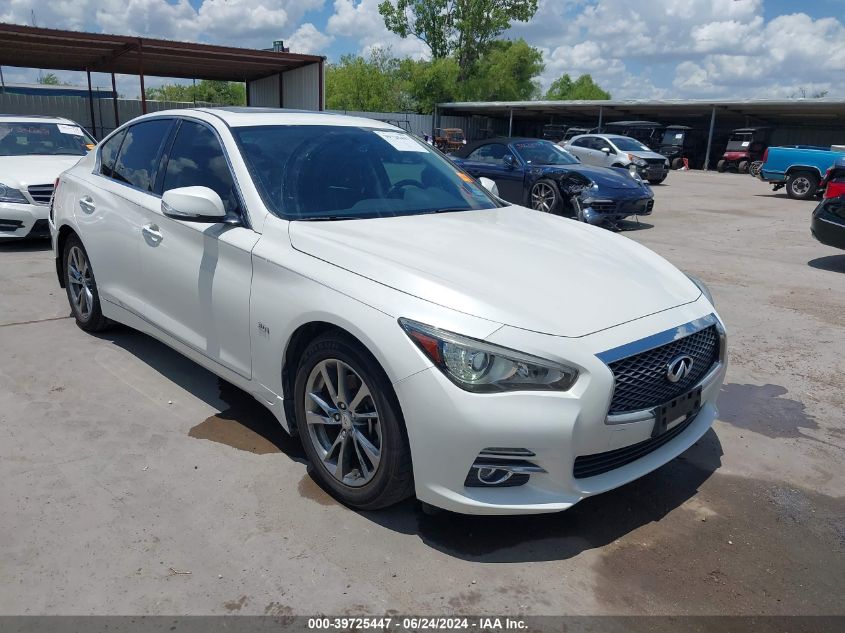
[0,115,95,240]
[50,108,726,515]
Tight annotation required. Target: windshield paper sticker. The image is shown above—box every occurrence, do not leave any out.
[374,130,427,152]
[57,124,84,136]
[741,141,750,147]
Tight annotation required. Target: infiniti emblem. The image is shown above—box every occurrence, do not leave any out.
[666,354,694,383]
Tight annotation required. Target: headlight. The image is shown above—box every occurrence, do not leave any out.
[0,183,28,204]
[628,154,647,167]
[686,273,714,306]
[399,318,579,393]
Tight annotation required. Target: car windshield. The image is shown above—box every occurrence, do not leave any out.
[512,140,578,165]
[610,137,651,152]
[0,122,95,156]
[234,125,499,220]
[661,130,685,146]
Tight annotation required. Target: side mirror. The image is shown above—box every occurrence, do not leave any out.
[601,147,611,154]
[478,177,499,196]
[503,154,515,169]
[161,186,226,222]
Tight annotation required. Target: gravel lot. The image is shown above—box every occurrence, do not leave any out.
[1,170,843,617]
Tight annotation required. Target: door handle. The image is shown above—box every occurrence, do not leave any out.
[141,223,163,242]
[78,196,95,213]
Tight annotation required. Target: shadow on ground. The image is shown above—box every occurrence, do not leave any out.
[0,239,52,252]
[97,325,305,461]
[808,254,845,273]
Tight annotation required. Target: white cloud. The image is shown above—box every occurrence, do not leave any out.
[285,22,334,55]
[327,0,429,58]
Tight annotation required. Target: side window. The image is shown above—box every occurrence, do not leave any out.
[112,120,173,191]
[467,143,509,165]
[99,130,126,178]
[466,144,493,162]
[161,121,240,214]
[572,137,589,149]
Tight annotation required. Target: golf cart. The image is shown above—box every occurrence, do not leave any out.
[658,125,708,170]
[433,128,465,152]
[604,121,663,147]
[717,127,770,173]
[542,124,568,142]
[560,126,594,143]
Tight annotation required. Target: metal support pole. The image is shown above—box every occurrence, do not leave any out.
[86,69,97,139]
[597,105,603,132]
[137,40,147,114]
[111,72,119,129]
[508,109,513,137]
[703,107,717,171]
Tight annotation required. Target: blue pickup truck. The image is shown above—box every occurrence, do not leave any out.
[759,145,845,200]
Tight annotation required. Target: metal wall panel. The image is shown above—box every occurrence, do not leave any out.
[281,64,321,110]
[247,74,281,108]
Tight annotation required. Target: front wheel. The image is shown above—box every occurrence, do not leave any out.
[671,157,684,170]
[717,159,727,173]
[294,332,414,510]
[738,160,749,174]
[530,179,561,214]
[64,235,109,332]
[648,176,667,185]
[786,172,819,200]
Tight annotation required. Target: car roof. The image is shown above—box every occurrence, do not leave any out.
[187,107,398,130]
[0,114,77,125]
[452,136,551,158]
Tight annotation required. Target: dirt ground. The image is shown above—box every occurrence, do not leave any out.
[0,170,843,617]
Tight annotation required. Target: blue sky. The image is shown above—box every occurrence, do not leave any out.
[2,0,844,99]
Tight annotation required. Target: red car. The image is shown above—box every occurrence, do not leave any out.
[821,158,845,199]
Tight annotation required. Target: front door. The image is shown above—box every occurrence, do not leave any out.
[137,119,258,379]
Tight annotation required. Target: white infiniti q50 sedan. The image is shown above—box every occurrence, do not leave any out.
[50,108,726,515]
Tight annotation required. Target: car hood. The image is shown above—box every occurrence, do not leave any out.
[0,155,84,188]
[627,150,667,161]
[538,163,645,189]
[289,206,700,337]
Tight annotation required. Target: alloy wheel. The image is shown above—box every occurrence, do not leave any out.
[304,359,382,487]
[67,245,94,321]
[531,182,556,213]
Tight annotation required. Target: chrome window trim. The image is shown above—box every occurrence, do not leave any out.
[596,313,725,425]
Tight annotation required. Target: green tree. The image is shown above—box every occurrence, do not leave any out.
[463,39,544,101]
[378,0,538,79]
[544,73,610,100]
[145,80,246,105]
[325,49,406,112]
[398,57,460,113]
[37,73,60,85]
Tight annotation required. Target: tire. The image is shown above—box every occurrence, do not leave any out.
[63,234,109,332]
[671,157,684,170]
[529,179,562,214]
[717,159,727,173]
[749,161,763,178]
[738,160,749,174]
[294,331,414,510]
[786,172,819,200]
[648,176,667,185]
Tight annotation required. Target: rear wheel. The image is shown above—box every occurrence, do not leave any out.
[749,161,763,178]
[530,179,562,214]
[671,157,684,170]
[63,235,109,332]
[294,332,413,510]
[786,172,819,200]
[717,159,727,173]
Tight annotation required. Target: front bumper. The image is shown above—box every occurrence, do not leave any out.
[579,196,654,224]
[394,300,726,515]
[0,201,49,239]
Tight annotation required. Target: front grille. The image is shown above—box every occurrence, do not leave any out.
[618,198,651,214]
[27,184,54,205]
[590,201,617,213]
[607,326,720,414]
[645,158,666,166]
[573,412,697,478]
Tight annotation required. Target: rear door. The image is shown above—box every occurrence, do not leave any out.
[137,118,258,378]
[568,137,596,165]
[71,120,173,316]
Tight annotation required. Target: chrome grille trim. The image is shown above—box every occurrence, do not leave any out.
[597,314,725,418]
[27,184,55,205]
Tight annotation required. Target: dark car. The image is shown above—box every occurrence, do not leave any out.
[451,137,654,228]
[811,194,845,250]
